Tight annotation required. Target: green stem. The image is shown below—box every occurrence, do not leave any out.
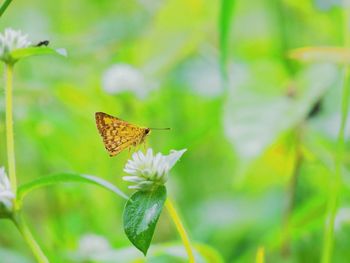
[281,128,303,257]
[321,67,350,263]
[255,246,265,263]
[219,0,235,95]
[12,214,49,263]
[5,63,17,195]
[165,198,195,263]
[270,0,295,75]
[0,0,13,17]
[321,5,350,263]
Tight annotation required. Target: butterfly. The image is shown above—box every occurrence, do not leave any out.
[95,112,169,157]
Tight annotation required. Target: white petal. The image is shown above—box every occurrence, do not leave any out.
[132,151,141,163]
[152,153,163,170]
[122,176,145,183]
[128,185,142,190]
[0,167,14,211]
[145,148,153,165]
[166,149,187,169]
[0,28,31,60]
[123,168,139,176]
[124,163,136,171]
[124,164,136,172]
[0,191,15,200]
[157,164,169,180]
[122,148,186,190]
[0,167,12,192]
[139,150,147,160]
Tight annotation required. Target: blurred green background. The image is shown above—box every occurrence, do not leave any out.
[0,0,350,262]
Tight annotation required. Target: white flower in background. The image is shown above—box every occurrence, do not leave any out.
[123,148,187,191]
[315,0,350,10]
[102,63,151,99]
[0,28,31,63]
[179,57,225,98]
[77,234,111,257]
[138,0,163,12]
[334,207,350,230]
[0,167,15,212]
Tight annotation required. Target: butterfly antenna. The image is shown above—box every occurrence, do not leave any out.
[149,127,171,130]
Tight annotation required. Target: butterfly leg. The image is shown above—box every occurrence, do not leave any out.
[135,144,141,153]
[127,147,132,159]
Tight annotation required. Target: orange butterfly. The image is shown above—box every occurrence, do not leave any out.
[95,112,169,157]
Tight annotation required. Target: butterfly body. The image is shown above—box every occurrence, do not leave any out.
[95,112,151,156]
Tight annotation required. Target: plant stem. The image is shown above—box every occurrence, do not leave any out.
[321,6,350,263]
[0,0,13,17]
[281,128,303,257]
[5,63,17,195]
[165,198,195,263]
[12,214,49,263]
[219,0,235,96]
[255,246,265,263]
[321,67,350,263]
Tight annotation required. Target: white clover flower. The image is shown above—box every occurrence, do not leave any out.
[138,0,163,12]
[102,63,152,99]
[334,207,350,231]
[0,28,31,63]
[179,56,227,98]
[78,233,111,256]
[123,148,187,191]
[0,167,15,213]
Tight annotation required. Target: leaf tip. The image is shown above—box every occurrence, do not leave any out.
[56,48,68,57]
[140,246,149,256]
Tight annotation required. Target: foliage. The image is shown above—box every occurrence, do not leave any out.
[0,0,349,263]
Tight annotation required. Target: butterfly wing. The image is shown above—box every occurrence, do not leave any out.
[95,112,147,156]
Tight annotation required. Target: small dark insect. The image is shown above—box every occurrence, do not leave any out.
[35,40,50,47]
[307,99,323,119]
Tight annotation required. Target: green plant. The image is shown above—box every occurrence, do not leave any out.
[0,28,132,263]
[0,13,196,262]
[0,29,196,262]
[122,148,194,261]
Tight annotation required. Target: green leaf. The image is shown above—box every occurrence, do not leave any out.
[131,0,212,77]
[123,186,167,256]
[10,46,67,63]
[219,0,235,84]
[17,172,128,206]
[225,63,339,159]
[0,0,13,18]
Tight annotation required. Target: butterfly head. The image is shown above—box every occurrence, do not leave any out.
[145,128,151,135]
